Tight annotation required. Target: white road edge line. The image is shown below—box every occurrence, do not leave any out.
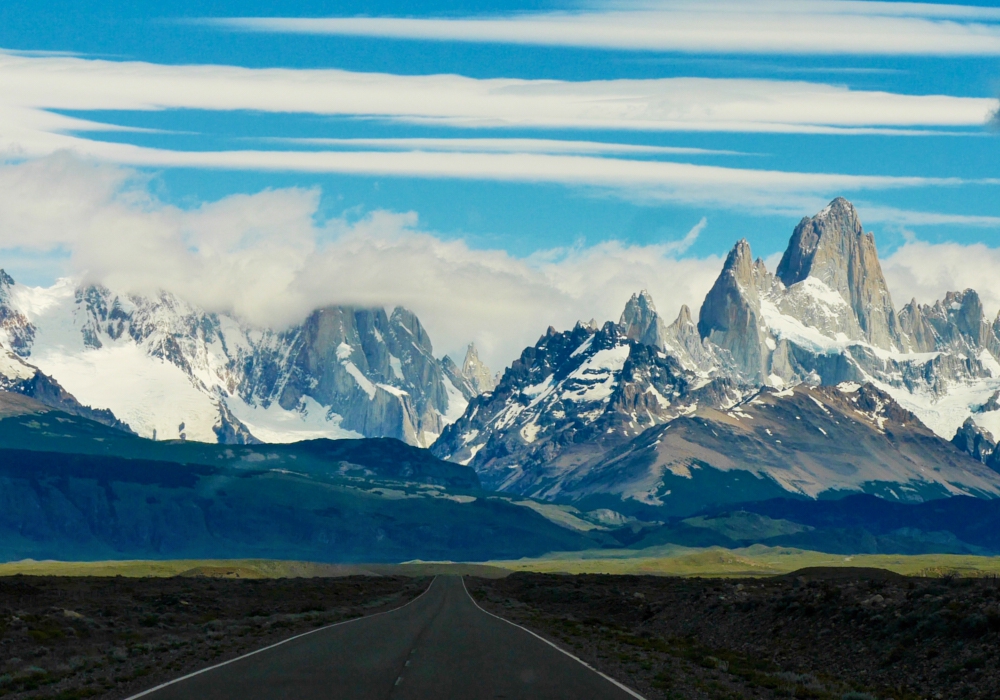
[123,575,439,699]
[460,577,649,700]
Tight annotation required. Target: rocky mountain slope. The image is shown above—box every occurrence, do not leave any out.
[439,352,1000,516]
[0,274,493,446]
[3,195,999,518]
[570,383,1000,517]
[432,318,743,494]
[435,197,1000,513]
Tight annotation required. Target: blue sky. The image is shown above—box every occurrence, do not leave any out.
[0,0,998,365]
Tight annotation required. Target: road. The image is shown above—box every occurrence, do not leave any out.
[128,575,644,700]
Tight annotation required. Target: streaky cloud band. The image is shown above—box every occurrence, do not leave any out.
[252,137,754,157]
[0,53,993,136]
[205,0,1000,56]
[15,140,996,227]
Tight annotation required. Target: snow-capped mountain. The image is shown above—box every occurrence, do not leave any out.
[3,191,999,516]
[434,196,1000,510]
[699,197,1000,440]
[432,318,744,493]
[0,274,492,446]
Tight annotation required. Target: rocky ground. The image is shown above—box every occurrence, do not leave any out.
[0,574,428,699]
[467,568,1000,700]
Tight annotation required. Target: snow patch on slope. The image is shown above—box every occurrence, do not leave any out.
[875,377,1000,441]
[228,395,362,443]
[0,347,36,381]
[31,345,219,441]
[760,298,845,355]
[562,345,631,403]
[442,376,469,424]
[337,343,377,399]
[796,276,850,309]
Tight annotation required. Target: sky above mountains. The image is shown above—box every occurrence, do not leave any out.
[0,0,998,366]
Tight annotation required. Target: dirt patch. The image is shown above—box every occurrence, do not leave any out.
[468,570,1000,700]
[0,574,428,699]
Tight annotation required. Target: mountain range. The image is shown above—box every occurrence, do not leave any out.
[0,271,496,447]
[432,198,1000,514]
[4,196,1000,522]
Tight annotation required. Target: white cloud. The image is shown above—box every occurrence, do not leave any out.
[0,52,992,140]
[299,216,724,367]
[6,143,993,222]
[208,0,1000,56]
[882,240,1000,319]
[853,206,1000,228]
[258,137,749,157]
[1,52,995,225]
[671,217,707,254]
[0,154,723,369]
[4,153,1000,369]
[0,153,135,249]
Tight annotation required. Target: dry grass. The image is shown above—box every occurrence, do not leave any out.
[490,544,1000,578]
[0,559,510,579]
[5,544,1000,581]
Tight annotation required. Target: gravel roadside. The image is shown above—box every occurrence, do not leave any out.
[0,574,429,700]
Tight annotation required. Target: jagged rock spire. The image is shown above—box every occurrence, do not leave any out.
[619,291,717,372]
[899,289,1000,357]
[441,341,497,403]
[776,197,901,349]
[698,239,771,382]
[620,290,666,348]
[899,298,935,352]
[952,417,996,463]
[674,304,693,326]
[462,342,496,394]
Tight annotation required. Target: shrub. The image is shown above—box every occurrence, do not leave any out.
[961,614,988,638]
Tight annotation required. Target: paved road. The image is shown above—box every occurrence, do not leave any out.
[129,575,642,700]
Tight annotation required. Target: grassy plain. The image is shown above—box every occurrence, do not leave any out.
[0,558,510,578]
[4,545,1000,579]
[0,558,371,578]
[491,544,1000,578]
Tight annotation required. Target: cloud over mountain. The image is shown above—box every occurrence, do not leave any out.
[0,154,725,368]
[3,152,1000,370]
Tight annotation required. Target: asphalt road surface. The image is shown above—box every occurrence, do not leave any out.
[128,575,643,700]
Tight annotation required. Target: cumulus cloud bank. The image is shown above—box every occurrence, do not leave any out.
[882,241,1000,318]
[0,154,724,368]
[2,153,999,368]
